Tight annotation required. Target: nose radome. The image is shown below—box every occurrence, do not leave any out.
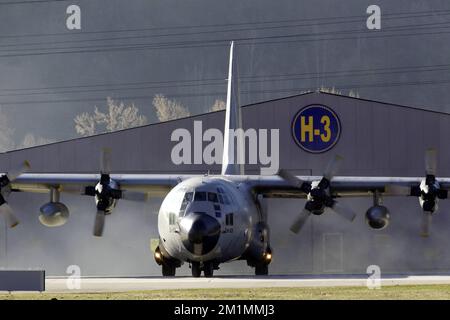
[179,212,221,255]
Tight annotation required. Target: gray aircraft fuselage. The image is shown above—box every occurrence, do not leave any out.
[158,176,268,265]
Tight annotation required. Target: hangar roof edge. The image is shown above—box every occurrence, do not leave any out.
[2,91,449,154]
[243,91,450,117]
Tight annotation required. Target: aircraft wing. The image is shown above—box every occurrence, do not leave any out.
[241,175,450,198]
[242,174,450,235]
[8,173,193,198]
[6,172,450,199]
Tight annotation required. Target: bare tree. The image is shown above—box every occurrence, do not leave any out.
[319,86,360,98]
[210,99,226,112]
[74,97,148,137]
[19,134,55,149]
[74,112,96,137]
[0,105,54,151]
[153,94,190,122]
[95,97,147,131]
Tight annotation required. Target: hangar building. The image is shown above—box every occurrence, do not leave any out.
[0,91,449,276]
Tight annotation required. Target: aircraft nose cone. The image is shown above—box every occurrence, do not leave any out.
[179,212,221,255]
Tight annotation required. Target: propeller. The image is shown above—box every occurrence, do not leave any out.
[290,208,311,234]
[0,161,30,228]
[279,155,357,234]
[386,148,447,237]
[0,202,19,228]
[94,210,106,237]
[92,149,119,237]
[420,212,432,237]
[418,148,447,237]
[425,148,437,176]
[85,149,148,237]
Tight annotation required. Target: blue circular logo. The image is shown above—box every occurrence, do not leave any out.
[292,104,341,153]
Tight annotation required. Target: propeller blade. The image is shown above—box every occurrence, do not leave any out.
[420,212,432,237]
[290,208,311,234]
[6,160,30,182]
[120,190,149,202]
[330,201,357,222]
[324,155,343,181]
[100,148,112,174]
[385,184,412,196]
[278,169,310,192]
[425,148,437,176]
[0,203,19,228]
[93,210,106,237]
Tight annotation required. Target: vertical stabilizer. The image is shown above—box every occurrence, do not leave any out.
[221,41,244,175]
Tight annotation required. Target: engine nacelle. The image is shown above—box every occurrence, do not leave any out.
[366,205,390,230]
[39,202,69,227]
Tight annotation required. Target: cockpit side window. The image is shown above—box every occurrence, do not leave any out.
[184,192,193,202]
[179,192,193,216]
[169,212,177,225]
[194,191,207,201]
[222,194,231,205]
[208,192,218,203]
[225,213,234,225]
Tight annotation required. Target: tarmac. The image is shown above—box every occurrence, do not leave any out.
[41,275,450,293]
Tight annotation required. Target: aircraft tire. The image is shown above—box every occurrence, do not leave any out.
[203,262,214,278]
[192,262,201,277]
[255,263,268,276]
[162,264,176,277]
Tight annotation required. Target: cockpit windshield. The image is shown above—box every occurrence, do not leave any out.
[194,192,207,201]
[190,190,231,205]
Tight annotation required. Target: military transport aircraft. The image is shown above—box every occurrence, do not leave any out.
[0,42,449,277]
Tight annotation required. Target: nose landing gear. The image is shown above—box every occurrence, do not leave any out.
[191,261,217,278]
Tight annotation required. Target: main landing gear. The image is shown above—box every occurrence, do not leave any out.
[247,248,272,276]
[255,263,269,276]
[154,246,181,277]
[191,261,216,278]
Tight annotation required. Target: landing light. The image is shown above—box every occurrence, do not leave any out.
[154,251,162,263]
[264,253,272,262]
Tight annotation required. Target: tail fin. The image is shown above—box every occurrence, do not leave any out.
[221,41,244,175]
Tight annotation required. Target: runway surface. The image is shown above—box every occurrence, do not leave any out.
[42,275,450,293]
